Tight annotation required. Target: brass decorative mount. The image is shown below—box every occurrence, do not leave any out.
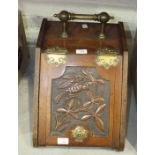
[54,10,114,39]
[71,126,88,142]
[45,47,68,66]
[95,48,119,69]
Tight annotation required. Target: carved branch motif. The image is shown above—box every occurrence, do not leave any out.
[54,69,106,133]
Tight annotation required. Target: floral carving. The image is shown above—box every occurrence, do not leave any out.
[54,69,106,133]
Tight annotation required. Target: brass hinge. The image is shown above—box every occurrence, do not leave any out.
[45,47,68,67]
[95,48,120,69]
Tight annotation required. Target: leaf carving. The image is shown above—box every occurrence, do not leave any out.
[82,69,94,81]
[93,98,105,104]
[55,114,62,129]
[95,116,104,131]
[83,101,92,108]
[55,114,67,129]
[95,104,106,114]
[96,79,104,84]
[55,92,64,103]
[68,99,74,110]
[81,115,92,120]
[57,108,67,113]
[58,80,74,89]
[69,112,78,119]
[63,73,75,79]
[55,114,59,129]
[85,91,94,99]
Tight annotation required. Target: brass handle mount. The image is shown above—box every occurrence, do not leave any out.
[54,10,114,39]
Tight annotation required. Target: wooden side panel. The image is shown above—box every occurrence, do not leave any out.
[38,53,49,146]
[113,56,122,148]
[119,22,128,150]
[33,48,41,146]
[119,52,128,150]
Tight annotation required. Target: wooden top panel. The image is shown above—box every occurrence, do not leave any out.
[37,19,123,54]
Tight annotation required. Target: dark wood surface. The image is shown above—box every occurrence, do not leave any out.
[37,20,122,55]
[33,48,41,146]
[33,19,128,150]
[39,54,119,147]
[119,22,128,150]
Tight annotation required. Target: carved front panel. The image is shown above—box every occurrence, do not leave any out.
[51,67,110,141]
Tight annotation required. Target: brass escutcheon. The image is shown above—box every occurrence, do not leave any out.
[71,126,88,142]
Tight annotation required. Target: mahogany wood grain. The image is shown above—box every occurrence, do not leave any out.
[113,56,122,148]
[36,18,48,48]
[33,48,41,146]
[42,54,115,146]
[119,22,128,150]
[33,19,128,150]
[38,54,48,145]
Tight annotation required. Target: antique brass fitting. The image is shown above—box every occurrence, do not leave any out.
[45,47,68,66]
[54,10,114,39]
[95,48,119,69]
[71,126,88,142]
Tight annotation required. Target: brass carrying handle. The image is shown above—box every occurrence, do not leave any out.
[54,10,114,39]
